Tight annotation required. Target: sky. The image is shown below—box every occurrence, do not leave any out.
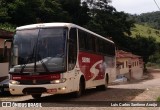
[110,0,160,15]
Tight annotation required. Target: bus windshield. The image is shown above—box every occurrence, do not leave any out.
[10,28,67,74]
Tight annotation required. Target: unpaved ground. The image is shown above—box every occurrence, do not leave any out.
[112,68,160,89]
[0,68,160,110]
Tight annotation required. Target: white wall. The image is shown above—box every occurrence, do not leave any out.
[131,59,143,79]
[132,67,143,80]
[0,63,9,77]
[0,39,10,78]
[117,58,129,75]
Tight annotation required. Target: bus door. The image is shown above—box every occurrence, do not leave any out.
[68,28,78,90]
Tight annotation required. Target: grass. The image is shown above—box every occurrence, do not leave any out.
[157,96,160,102]
[146,62,160,69]
[131,24,160,42]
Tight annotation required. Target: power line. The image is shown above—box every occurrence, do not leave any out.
[153,0,160,11]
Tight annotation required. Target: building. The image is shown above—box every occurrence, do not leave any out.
[116,50,144,80]
[0,29,14,80]
[0,29,13,54]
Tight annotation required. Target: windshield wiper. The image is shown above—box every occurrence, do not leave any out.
[36,43,50,73]
[20,46,36,74]
[20,46,50,74]
[37,54,50,73]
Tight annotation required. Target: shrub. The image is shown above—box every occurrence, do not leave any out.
[157,97,160,102]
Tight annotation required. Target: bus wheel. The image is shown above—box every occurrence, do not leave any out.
[96,76,108,91]
[73,78,85,98]
[31,94,42,99]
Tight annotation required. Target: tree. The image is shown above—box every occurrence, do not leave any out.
[85,0,134,45]
[129,36,157,69]
[133,11,160,29]
[0,0,15,23]
[59,0,90,26]
[1,0,71,26]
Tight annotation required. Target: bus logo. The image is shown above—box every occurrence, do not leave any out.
[82,57,90,63]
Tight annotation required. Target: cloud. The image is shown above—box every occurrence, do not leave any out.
[110,0,160,14]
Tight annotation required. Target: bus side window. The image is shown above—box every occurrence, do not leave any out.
[68,28,77,70]
[79,30,86,50]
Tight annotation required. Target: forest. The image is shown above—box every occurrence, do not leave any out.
[131,12,160,67]
[133,11,160,29]
[0,0,159,67]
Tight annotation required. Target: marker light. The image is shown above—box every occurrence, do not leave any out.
[58,87,66,90]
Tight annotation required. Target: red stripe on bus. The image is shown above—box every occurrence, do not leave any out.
[12,74,61,80]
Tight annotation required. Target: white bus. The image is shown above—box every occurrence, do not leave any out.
[7,23,116,99]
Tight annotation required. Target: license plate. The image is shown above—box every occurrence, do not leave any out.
[47,89,57,93]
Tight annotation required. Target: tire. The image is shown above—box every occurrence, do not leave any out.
[31,94,42,99]
[73,78,85,98]
[96,77,108,91]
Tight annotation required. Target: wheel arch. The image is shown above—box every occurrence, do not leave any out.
[105,73,109,84]
[80,75,86,89]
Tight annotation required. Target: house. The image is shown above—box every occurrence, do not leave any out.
[0,29,14,80]
[116,50,144,80]
[0,29,13,55]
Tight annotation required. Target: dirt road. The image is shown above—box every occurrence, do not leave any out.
[112,68,160,89]
[0,68,160,110]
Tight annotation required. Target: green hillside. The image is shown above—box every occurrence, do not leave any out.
[131,24,160,42]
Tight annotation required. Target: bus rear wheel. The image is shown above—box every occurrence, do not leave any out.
[31,94,42,99]
[96,77,108,91]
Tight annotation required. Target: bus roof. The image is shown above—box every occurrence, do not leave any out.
[16,23,114,44]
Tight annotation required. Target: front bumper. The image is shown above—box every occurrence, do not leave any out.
[9,82,69,95]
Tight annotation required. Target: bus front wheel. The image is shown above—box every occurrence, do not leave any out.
[73,77,85,98]
[31,94,42,99]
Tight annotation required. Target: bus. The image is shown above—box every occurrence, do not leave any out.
[7,23,116,99]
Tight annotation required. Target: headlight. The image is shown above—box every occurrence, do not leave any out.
[10,80,20,85]
[50,78,66,84]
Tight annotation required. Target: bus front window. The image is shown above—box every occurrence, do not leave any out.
[10,28,67,74]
